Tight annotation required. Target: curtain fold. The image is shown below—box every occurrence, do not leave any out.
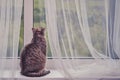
[0,0,23,78]
[107,0,119,59]
[45,0,120,79]
[113,0,120,58]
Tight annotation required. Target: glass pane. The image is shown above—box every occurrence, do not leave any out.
[86,0,106,55]
[33,0,52,57]
[34,0,106,58]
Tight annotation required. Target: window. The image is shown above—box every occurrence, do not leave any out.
[32,0,106,58]
[16,0,106,58]
[35,0,106,58]
[2,0,117,59]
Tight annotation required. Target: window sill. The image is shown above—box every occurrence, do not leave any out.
[0,70,120,80]
[0,70,63,79]
[0,59,120,80]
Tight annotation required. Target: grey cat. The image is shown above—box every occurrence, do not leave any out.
[20,27,50,77]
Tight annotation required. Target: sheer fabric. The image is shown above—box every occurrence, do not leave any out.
[45,0,120,79]
[0,0,23,78]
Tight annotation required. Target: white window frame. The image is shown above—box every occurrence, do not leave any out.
[24,0,33,45]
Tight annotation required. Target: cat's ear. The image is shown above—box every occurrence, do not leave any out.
[41,27,45,32]
[32,28,36,33]
[40,27,45,35]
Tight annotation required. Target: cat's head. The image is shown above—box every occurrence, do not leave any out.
[32,27,45,38]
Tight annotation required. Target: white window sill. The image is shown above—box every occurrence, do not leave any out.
[0,59,120,80]
[0,70,63,79]
[0,70,120,80]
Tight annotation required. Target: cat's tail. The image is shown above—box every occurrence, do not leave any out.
[21,70,50,77]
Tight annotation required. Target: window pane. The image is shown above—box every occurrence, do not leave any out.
[34,0,106,58]
[86,0,106,55]
[33,0,52,57]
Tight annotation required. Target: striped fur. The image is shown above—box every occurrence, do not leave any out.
[20,27,50,77]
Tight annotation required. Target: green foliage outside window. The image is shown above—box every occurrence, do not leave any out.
[18,5,24,57]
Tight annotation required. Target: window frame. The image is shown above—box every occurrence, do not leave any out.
[24,0,33,45]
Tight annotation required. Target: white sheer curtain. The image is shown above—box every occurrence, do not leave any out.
[45,0,120,79]
[0,0,23,78]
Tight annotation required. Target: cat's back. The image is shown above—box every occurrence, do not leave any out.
[21,43,40,54]
[20,43,46,66]
[20,43,42,62]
